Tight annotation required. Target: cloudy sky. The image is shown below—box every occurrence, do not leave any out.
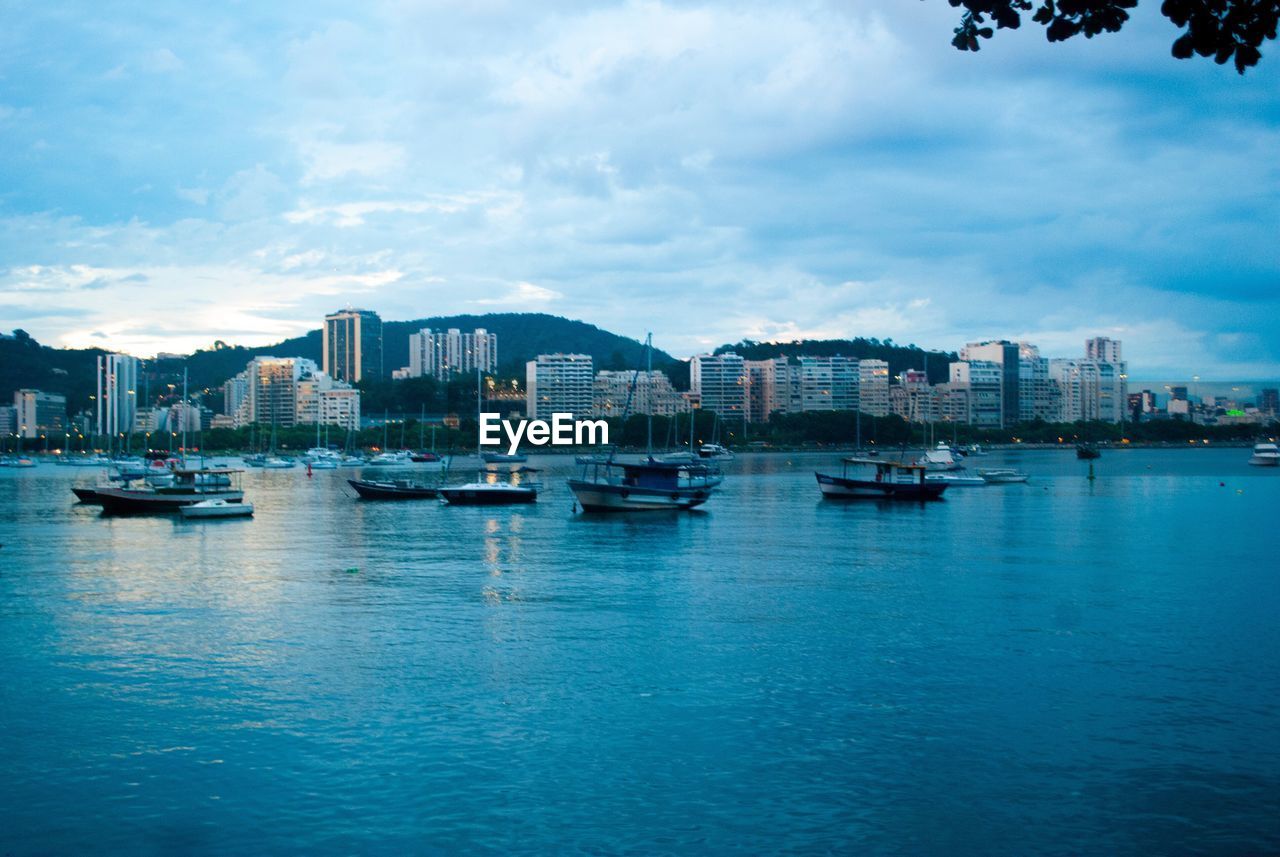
[1,1,1277,378]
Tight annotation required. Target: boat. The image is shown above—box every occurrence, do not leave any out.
[348,478,440,500]
[921,442,963,471]
[569,456,722,512]
[71,486,104,504]
[925,472,987,487]
[179,499,254,519]
[964,444,988,456]
[978,468,1030,484]
[10,457,37,468]
[697,443,733,460]
[95,467,246,515]
[441,364,539,506]
[1076,443,1101,460]
[481,451,528,464]
[410,451,442,463]
[1247,442,1279,466]
[365,451,410,466]
[816,458,947,501]
[261,457,296,469]
[308,458,338,470]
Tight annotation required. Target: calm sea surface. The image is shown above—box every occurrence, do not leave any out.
[1,448,1278,854]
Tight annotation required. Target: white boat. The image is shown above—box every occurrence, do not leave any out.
[1247,443,1279,467]
[308,458,338,470]
[179,499,255,519]
[262,457,296,469]
[698,443,733,460]
[922,442,963,471]
[978,468,1030,484]
[925,473,986,487]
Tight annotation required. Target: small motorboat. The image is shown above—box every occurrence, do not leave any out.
[440,480,538,505]
[262,457,296,469]
[347,478,440,500]
[179,499,254,519]
[1076,444,1101,460]
[480,451,529,464]
[925,473,987,487]
[1247,443,1279,467]
[978,468,1029,484]
[698,443,733,460]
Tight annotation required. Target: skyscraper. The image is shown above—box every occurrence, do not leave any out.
[959,340,1021,427]
[14,389,66,439]
[96,353,139,440]
[407,327,498,380]
[856,359,890,417]
[323,309,383,383]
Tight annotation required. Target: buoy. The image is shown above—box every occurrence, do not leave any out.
[1219,481,1225,487]
[345,567,359,574]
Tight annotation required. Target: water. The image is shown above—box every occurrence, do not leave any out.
[1,449,1277,854]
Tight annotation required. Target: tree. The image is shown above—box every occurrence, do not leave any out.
[942,0,1279,73]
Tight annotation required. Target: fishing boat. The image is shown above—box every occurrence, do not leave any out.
[925,472,986,487]
[179,499,254,519]
[978,468,1029,484]
[71,486,103,504]
[348,478,440,500]
[95,467,246,515]
[569,457,722,512]
[816,458,946,501]
[1247,442,1279,466]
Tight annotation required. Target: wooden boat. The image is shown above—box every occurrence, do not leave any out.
[347,478,440,500]
[95,468,245,515]
[569,457,722,512]
[815,458,946,501]
[180,499,254,519]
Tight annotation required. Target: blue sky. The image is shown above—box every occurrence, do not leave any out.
[1,1,1277,378]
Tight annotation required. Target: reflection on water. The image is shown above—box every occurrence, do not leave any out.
[0,449,1278,854]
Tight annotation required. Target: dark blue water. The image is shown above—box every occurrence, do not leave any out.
[2,449,1277,854]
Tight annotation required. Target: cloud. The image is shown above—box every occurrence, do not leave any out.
[0,1,1276,377]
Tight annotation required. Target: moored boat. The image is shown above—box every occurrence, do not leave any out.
[1247,442,1279,466]
[95,468,246,515]
[925,472,987,487]
[569,457,722,512]
[439,480,537,505]
[978,468,1029,484]
[816,458,946,501]
[348,478,440,500]
[179,499,254,519]
[921,442,963,471]
[481,451,528,464]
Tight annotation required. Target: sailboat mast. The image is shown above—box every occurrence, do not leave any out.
[181,366,188,468]
[645,333,653,456]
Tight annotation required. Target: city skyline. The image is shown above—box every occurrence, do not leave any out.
[1,3,1277,377]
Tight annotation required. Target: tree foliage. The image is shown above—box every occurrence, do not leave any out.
[943,0,1279,72]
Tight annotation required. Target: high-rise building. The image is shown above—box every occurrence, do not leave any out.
[14,389,66,438]
[1259,388,1278,416]
[857,359,890,417]
[949,361,1002,426]
[297,374,361,431]
[798,356,859,412]
[323,309,383,383]
[228,357,319,428]
[1085,336,1123,363]
[0,405,16,437]
[691,353,747,424]
[1050,357,1126,422]
[526,354,594,419]
[96,353,139,439]
[1017,344,1062,422]
[407,328,498,380]
[891,369,939,423]
[960,341,1021,427]
[592,370,689,417]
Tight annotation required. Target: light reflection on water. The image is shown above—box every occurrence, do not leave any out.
[0,449,1277,853]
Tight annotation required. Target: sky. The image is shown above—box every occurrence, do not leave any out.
[0,1,1277,379]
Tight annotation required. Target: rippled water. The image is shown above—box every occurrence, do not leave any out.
[2,449,1277,854]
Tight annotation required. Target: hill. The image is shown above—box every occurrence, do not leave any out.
[715,338,958,385]
[0,331,106,414]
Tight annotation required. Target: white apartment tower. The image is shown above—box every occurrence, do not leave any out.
[408,328,498,380]
[690,353,747,424]
[857,359,891,417]
[526,354,594,420]
[96,353,139,439]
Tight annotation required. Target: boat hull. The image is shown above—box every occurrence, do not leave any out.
[439,486,537,505]
[180,503,254,519]
[348,479,440,500]
[96,488,245,515]
[816,472,946,501]
[568,480,714,512]
[1248,455,1279,467]
[71,487,103,504]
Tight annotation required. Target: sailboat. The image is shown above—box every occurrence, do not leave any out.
[568,334,723,512]
[439,365,538,505]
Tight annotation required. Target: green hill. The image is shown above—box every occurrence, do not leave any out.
[715,338,957,385]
